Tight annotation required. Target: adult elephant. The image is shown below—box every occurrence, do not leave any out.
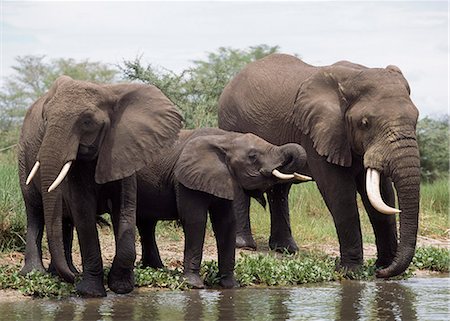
[136,128,310,289]
[218,54,420,278]
[18,76,182,296]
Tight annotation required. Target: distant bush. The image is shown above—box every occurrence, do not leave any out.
[121,44,280,128]
[417,116,449,182]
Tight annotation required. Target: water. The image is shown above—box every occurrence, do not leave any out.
[0,277,448,320]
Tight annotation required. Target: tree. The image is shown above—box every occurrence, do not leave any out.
[121,44,280,128]
[417,116,449,182]
[0,55,119,132]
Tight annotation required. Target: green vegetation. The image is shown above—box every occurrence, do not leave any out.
[0,149,26,252]
[417,116,449,182]
[413,247,450,272]
[0,247,446,298]
[0,265,75,298]
[121,45,279,128]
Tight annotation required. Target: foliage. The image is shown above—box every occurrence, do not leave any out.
[121,44,280,128]
[0,55,119,132]
[412,247,450,272]
[0,265,75,298]
[2,246,445,298]
[0,149,26,252]
[417,116,449,182]
[135,266,188,290]
[419,178,449,239]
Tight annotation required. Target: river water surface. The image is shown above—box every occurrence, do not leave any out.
[0,277,448,320]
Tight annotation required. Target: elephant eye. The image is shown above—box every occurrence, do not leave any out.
[248,152,257,163]
[359,117,370,130]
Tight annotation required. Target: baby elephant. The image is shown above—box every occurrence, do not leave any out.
[136,128,309,288]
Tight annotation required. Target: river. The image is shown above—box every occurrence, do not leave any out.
[0,277,448,320]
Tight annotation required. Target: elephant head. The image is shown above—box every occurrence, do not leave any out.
[25,76,182,282]
[174,129,309,200]
[294,63,420,277]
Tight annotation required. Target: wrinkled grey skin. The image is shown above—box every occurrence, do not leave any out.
[136,128,307,288]
[18,76,182,297]
[218,54,420,278]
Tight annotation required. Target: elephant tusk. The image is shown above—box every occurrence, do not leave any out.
[366,168,401,215]
[48,161,72,192]
[26,161,40,185]
[272,169,295,180]
[294,172,313,182]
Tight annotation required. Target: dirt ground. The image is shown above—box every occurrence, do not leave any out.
[0,228,448,300]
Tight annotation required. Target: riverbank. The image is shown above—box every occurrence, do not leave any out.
[0,226,448,299]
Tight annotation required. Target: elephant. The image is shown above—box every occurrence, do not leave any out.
[18,75,183,296]
[135,128,310,288]
[218,53,421,278]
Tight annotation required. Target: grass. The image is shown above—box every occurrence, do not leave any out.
[0,247,446,298]
[0,148,26,252]
[249,178,449,248]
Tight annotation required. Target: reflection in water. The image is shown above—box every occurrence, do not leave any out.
[0,278,448,321]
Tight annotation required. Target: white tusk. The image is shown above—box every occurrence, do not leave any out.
[48,161,72,192]
[366,168,401,215]
[272,169,295,180]
[26,161,40,185]
[294,172,313,182]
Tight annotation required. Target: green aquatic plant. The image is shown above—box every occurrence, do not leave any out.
[0,265,75,298]
[413,247,450,272]
[134,266,188,290]
[0,246,447,298]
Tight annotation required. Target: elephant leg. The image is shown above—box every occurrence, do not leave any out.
[177,184,208,289]
[69,183,105,297]
[307,157,363,271]
[20,201,45,275]
[137,217,164,269]
[210,199,239,289]
[356,173,398,268]
[233,188,256,250]
[108,175,137,294]
[267,183,298,254]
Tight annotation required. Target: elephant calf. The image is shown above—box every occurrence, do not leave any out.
[136,128,310,288]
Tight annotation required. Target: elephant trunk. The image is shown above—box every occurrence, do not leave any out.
[279,143,308,173]
[367,129,420,278]
[39,126,78,283]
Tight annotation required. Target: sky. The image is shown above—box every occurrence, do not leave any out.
[1,1,448,117]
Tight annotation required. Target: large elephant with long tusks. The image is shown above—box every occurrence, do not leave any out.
[218,53,420,278]
[18,76,183,296]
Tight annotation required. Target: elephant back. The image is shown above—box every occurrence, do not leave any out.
[218,54,316,145]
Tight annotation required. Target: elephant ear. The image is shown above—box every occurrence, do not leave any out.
[386,65,411,94]
[95,84,183,184]
[174,135,236,200]
[293,66,357,167]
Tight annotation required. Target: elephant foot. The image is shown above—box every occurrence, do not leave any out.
[140,257,164,269]
[219,274,239,289]
[269,236,299,254]
[184,272,204,289]
[20,262,46,276]
[335,259,363,277]
[236,234,257,250]
[76,277,106,297]
[108,267,135,294]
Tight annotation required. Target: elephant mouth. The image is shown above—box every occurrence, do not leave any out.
[78,143,99,160]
